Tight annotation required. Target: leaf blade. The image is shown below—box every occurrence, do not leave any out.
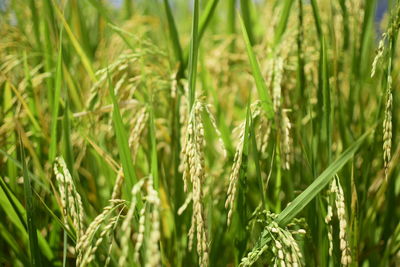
[239,14,274,119]
[20,135,41,266]
[276,130,371,226]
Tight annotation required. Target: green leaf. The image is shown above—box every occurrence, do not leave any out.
[239,14,274,119]
[20,135,42,266]
[28,0,41,49]
[183,0,220,68]
[246,130,371,262]
[310,0,323,39]
[21,54,41,133]
[240,0,254,45]
[123,0,133,19]
[3,82,17,188]
[198,0,220,41]
[273,0,294,47]
[321,37,332,163]
[0,148,47,191]
[34,192,76,242]
[0,222,29,265]
[276,130,371,226]
[0,175,53,261]
[108,70,141,207]
[87,0,112,23]
[52,0,96,82]
[0,176,27,232]
[188,0,200,109]
[227,0,236,50]
[49,28,63,163]
[163,0,184,65]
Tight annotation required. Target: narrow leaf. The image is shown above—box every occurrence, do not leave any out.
[20,135,41,266]
[188,0,200,109]
[108,70,141,207]
[198,0,220,41]
[273,0,294,47]
[276,130,371,226]
[239,14,274,119]
[163,0,184,65]
[52,0,96,82]
[49,28,63,162]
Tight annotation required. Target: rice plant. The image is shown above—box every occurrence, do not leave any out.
[0,0,399,266]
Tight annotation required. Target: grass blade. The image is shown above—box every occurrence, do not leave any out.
[49,28,63,162]
[183,0,220,68]
[20,135,41,266]
[0,176,27,231]
[228,0,236,51]
[198,0,220,41]
[310,0,323,39]
[0,222,29,265]
[4,82,17,189]
[51,0,96,82]
[28,0,41,48]
[240,0,254,45]
[273,0,294,47]
[6,79,41,134]
[239,14,274,119]
[123,0,133,19]
[0,175,53,262]
[321,37,332,163]
[188,0,200,109]
[34,192,76,242]
[248,130,372,260]
[87,0,112,23]
[276,130,371,226]
[0,149,47,191]
[163,0,184,65]
[108,70,140,205]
